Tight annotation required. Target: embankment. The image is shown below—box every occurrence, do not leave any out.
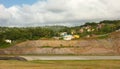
[0,32,120,55]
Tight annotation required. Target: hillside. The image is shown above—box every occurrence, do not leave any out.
[0,20,120,55]
[0,31,120,55]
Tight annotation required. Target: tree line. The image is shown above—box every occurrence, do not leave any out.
[0,20,120,47]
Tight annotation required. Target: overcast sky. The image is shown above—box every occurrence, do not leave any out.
[0,0,120,27]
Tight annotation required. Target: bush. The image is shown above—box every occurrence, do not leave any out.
[0,40,10,48]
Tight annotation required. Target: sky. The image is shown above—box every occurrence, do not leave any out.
[0,0,120,27]
[0,0,39,8]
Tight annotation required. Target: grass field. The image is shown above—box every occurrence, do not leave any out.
[0,60,120,69]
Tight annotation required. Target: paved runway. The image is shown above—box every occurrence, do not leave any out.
[20,56,120,61]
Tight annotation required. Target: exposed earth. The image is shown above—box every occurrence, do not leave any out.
[0,31,120,55]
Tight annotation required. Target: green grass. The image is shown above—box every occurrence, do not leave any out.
[97,34,109,39]
[0,43,12,48]
[0,39,27,49]
[0,60,120,69]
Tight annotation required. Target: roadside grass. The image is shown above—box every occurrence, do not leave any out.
[0,60,120,69]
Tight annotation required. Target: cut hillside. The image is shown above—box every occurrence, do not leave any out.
[0,31,120,55]
[109,31,120,38]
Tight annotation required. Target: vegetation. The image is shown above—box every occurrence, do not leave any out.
[0,60,120,69]
[0,20,120,48]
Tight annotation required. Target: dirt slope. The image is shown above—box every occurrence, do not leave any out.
[0,31,120,55]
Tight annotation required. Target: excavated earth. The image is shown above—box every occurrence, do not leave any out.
[0,31,120,55]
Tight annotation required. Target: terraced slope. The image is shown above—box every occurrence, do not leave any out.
[0,32,120,55]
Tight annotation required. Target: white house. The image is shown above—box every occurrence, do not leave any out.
[5,39,12,44]
[87,29,91,32]
[116,29,120,32]
[63,35,73,40]
[60,32,67,36]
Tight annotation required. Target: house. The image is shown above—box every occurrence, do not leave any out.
[79,28,84,33]
[85,25,92,30]
[71,30,76,35]
[116,29,120,32]
[63,35,73,40]
[97,23,105,30]
[87,29,91,32]
[60,32,79,40]
[5,39,12,44]
[60,32,73,40]
[60,32,67,36]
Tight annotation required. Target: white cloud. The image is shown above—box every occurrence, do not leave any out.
[0,0,120,27]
